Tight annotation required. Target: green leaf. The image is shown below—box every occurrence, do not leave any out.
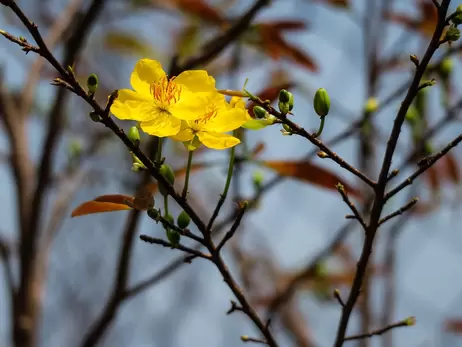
[103,31,156,57]
[242,119,273,130]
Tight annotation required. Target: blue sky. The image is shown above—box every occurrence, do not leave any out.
[2,0,462,346]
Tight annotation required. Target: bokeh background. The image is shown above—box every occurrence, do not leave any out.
[1,0,462,346]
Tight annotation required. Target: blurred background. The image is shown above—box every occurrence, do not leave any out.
[1,0,462,346]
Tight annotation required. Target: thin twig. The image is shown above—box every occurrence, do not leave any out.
[140,235,211,259]
[385,133,462,200]
[333,289,345,307]
[216,201,248,252]
[344,317,415,341]
[378,197,418,226]
[336,183,367,230]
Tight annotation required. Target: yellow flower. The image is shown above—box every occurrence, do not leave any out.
[110,59,218,137]
[171,95,249,150]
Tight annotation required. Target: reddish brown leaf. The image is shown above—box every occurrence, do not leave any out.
[262,20,307,32]
[93,194,135,205]
[424,165,441,192]
[71,197,134,217]
[445,319,462,333]
[311,0,350,8]
[254,23,318,72]
[385,0,437,37]
[263,160,361,198]
[173,0,225,25]
[443,152,460,184]
[250,142,266,159]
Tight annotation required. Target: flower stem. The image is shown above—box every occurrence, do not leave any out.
[314,116,326,138]
[163,194,169,216]
[206,142,236,231]
[182,150,193,199]
[156,137,163,164]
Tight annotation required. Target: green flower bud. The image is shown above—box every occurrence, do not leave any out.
[404,316,416,326]
[159,164,175,196]
[89,111,101,122]
[313,88,330,117]
[314,262,328,278]
[364,97,379,114]
[278,89,291,103]
[147,208,160,221]
[439,58,453,78]
[68,139,82,159]
[241,336,250,342]
[177,210,191,229]
[164,213,174,225]
[281,123,293,135]
[252,170,264,190]
[405,105,419,125]
[166,228,180,247]
[288,92,294,111]
[317,151,328,159]
[452,5,462,25]
[423,142,433,155]
[87,73,98,94]
[253,105,268,119]
[445,25,460,42]
[128,126,140,147]
[159,164,175,185]
[278,101,290,114]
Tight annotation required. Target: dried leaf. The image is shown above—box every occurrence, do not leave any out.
[385,0,437,37]
[103,32,156,57]
[424,165,440,192]
[268,20,307,31]
[174,0,225,25]
[311,0,350,8]
[250,142,266,159]
[445,319,462,333]
[71,195,134,217]
[263,160,361,198]
[443,152,460,184]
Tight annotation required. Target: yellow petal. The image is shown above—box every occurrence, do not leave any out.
[171,122,195,142]
[130,59,166,97]
[170,91,214,120]
[110,89,153,121]
[197,131,240,150]
[202,107,249,133]
[175,70,216,93]
[228,96,246,109]
[140,114,181,137]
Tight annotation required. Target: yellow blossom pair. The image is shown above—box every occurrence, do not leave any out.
[110,59,250,150]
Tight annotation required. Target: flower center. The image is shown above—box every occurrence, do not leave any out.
[194,105,218,126]
[150,76,182,109]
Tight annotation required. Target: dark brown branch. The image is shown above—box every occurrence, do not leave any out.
[344,317,415,341]
[139,235,211,259]
[385,134,462,200]
[332,2,451,346]
[378,197,418,226]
